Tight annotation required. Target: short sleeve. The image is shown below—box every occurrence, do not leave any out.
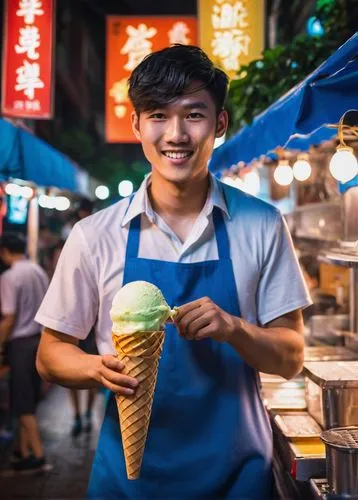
[35,223,99,339]
[1,273,17,315]
[257,212,312,326]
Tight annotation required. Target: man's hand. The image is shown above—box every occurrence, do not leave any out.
[174,297,236,343]
[99,355,139,396]
[37,328,140,392]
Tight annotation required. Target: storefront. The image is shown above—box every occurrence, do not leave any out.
[0,117,97,264]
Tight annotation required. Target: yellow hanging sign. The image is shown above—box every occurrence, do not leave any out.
[198,0,265,80]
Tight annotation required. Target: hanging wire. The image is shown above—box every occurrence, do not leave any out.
[328,109,358,146]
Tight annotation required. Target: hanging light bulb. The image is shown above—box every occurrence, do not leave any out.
[274,160,293,186]
[242,170,260,195]
[95,185,110,200]
[221,176,236,187]
[329,110,358,183]
[293,154,312,181]
[118,180,133,197]
[329,145,358,183]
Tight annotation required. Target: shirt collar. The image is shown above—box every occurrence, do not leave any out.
[120,173,230,228]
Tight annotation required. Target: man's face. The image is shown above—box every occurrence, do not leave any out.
[131,86,227,185]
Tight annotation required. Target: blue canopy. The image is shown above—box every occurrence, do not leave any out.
[0,118,84,193]
[210,33,358,173]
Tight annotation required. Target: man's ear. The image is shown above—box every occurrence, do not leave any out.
[215,109,228,138]
[131,111,141,140]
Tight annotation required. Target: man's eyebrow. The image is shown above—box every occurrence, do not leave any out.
[183,102,209,110]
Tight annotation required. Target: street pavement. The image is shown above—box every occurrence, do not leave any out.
[0,385,106,499]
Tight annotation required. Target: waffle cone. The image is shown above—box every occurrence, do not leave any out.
[112,330,165,480]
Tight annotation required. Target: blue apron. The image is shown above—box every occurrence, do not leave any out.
[88,203,273,499]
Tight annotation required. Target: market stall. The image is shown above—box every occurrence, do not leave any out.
[209,33,358,500]
[0,117,98,262]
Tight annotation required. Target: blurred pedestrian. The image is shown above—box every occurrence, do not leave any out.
[69,333,98,437]
[52,233,98,437]
[0,232,49,472]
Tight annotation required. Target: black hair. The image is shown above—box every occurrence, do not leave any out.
[0,232,27,254]
[128,44,229,115]
[78,198,94,214]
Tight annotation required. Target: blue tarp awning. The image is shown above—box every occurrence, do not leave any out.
[0,118,84,193]
[210,33,358,173]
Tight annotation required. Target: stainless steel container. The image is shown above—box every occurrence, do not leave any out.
[307,314,349,344]
[320,427,358,496]
[304,346,358,362]
[304,361,358,429]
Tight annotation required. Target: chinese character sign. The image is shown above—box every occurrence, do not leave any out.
[1,0,55,118]
[198,0,264,80]
[106,16,197,143]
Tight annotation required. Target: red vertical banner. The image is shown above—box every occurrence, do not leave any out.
[106,16,197,143]
[1,0,56,119]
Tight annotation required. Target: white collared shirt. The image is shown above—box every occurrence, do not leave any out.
[36,174,311,354]
[1,259,49,340]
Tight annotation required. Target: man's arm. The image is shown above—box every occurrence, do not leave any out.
[36,328,139,395]
[227,309,304,379]
[174,298,304,379]
[0,314,16,346]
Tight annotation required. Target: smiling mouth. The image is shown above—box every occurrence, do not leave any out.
[162,151,193,160]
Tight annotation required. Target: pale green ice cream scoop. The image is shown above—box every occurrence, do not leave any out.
[110,280,177,334]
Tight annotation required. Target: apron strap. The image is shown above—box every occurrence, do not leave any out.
[212,207,230,260]
[124,195,141,261]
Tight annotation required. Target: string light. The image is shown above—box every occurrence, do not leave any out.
[118,180,133,197]
[329,145,358,183]
[242,170,260,195]
[293,154,312,181]
[95,185,110,200]
[55,196,70,211]
[329,109,358,183]
[274,160,293,186]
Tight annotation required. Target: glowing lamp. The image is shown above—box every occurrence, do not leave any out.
[293,154,312,181]
[273,160,293,186]
[329,145,358,183]
[118,180,133,197]
[95,185,110,200]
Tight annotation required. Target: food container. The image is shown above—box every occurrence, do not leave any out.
[320,426,358,496]
[304,346,358,362]
[307,314,349,344]
[274,411,322,441]
[259,373,306,411]
[304,361,358,429]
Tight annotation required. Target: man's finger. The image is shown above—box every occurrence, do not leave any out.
[174,299,203,322]
[176,308,207,338]
[101,377,136,396]
[186,315,212,339]
[102,354,124,371]
[101,365,138,389]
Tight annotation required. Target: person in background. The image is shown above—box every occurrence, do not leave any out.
[0,232,49,472]
[52,240,97,437]
[36,45,311,498]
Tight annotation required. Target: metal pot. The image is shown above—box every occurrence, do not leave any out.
[321,427,358,496]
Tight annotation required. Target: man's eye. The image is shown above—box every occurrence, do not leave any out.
[149,113,166,119]
[188,113,204,119]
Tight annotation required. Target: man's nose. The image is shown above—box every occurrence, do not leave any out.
[165,117,189,143]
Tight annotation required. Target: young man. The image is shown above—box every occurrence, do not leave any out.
[0,232,49,471]
[36,45,311,499]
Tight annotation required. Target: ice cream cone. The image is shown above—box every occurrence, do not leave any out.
[112,330,165,480]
